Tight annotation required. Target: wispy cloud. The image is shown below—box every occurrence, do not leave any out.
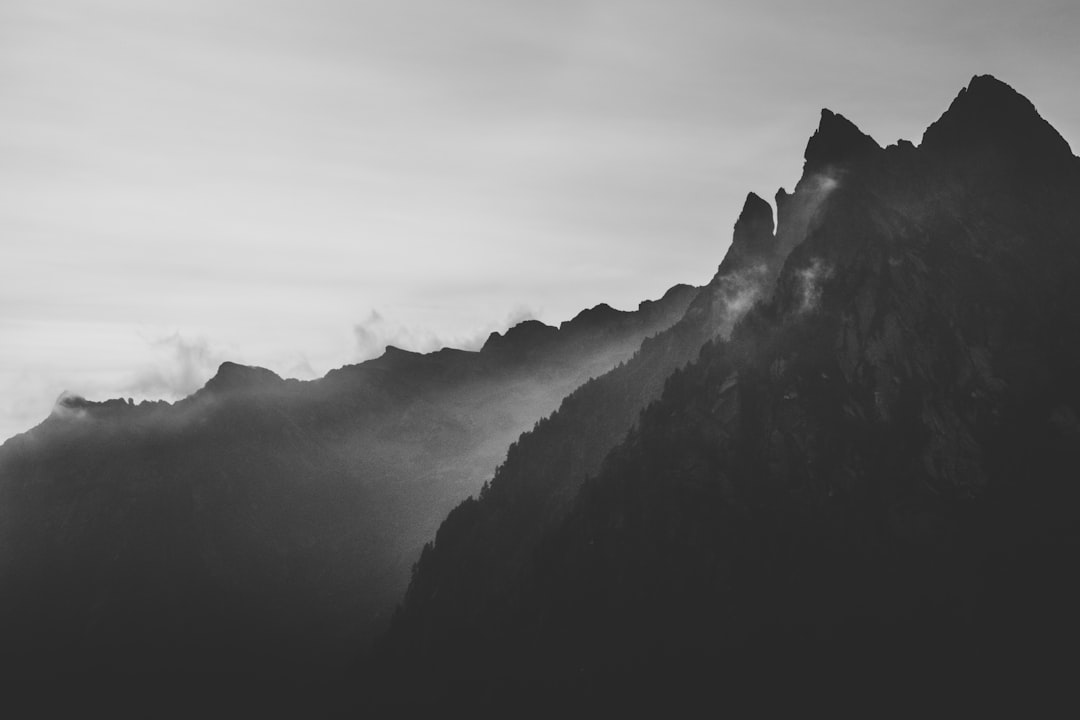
[124,333,226,398]
[796,258,834,313]
[353,304,538,359]
[710,263,769,338]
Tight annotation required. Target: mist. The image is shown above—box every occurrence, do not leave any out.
[795,258,834,313]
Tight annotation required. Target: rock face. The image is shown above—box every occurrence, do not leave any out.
[376,76,1080,704]
[0,283,696,672]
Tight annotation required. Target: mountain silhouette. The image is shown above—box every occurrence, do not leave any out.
[2,75,1077,703]
[375,75,1080,706]
[0,284,695,671]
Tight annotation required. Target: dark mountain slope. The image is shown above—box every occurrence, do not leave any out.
[0,283,695,672]
[377,76,1080,703]
[379,105,878,670]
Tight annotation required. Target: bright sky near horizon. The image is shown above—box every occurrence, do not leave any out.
[2,0,1078,441]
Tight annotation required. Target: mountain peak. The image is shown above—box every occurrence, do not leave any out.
[561,303,626,333]
[735,192,774,236]
[203,362,282,394]
[481,319,558,355]
[804,109,881,174]
[692,189,781,322]
[381,345,418,358]
[920,74,1073,164]
[725,191,776,265]
[968,73,1017,95]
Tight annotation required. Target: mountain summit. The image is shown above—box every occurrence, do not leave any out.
[803,108,881,174]
[728,192,776,260]
[921,74,1073,169]
[202,361,283,395]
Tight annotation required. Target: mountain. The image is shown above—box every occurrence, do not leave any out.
[0,283,696,671]
[375,76,1080,705]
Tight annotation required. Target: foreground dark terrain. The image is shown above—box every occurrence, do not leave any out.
[1,76,1078,707]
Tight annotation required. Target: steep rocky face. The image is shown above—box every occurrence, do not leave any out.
[376,76,1080,704]
[0,283,695,672]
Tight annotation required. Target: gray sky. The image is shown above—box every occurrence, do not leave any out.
[2,0,1078,440]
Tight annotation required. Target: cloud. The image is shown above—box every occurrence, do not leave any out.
[353,310,443,359]
[710,263,770,338]
[456,304,539,350]
[353,305,539,359]
[286,356,319,380]
[49,391,90,421]
[124,333,226,398]
[503,304,537,328]
[789,170,842,229]
[796,258,833,313]
[704,172,842,338]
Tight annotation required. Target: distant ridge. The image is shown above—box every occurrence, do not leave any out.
[0,278,697,672]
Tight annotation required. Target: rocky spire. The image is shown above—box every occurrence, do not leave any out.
[715,191,777,275]
[803,109,881,174]
[733,192,775,246]
[708,191,777,280]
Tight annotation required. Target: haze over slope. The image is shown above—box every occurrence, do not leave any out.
[0,283,695,670]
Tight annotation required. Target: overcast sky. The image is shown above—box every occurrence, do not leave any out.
[2,0,1078,440]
